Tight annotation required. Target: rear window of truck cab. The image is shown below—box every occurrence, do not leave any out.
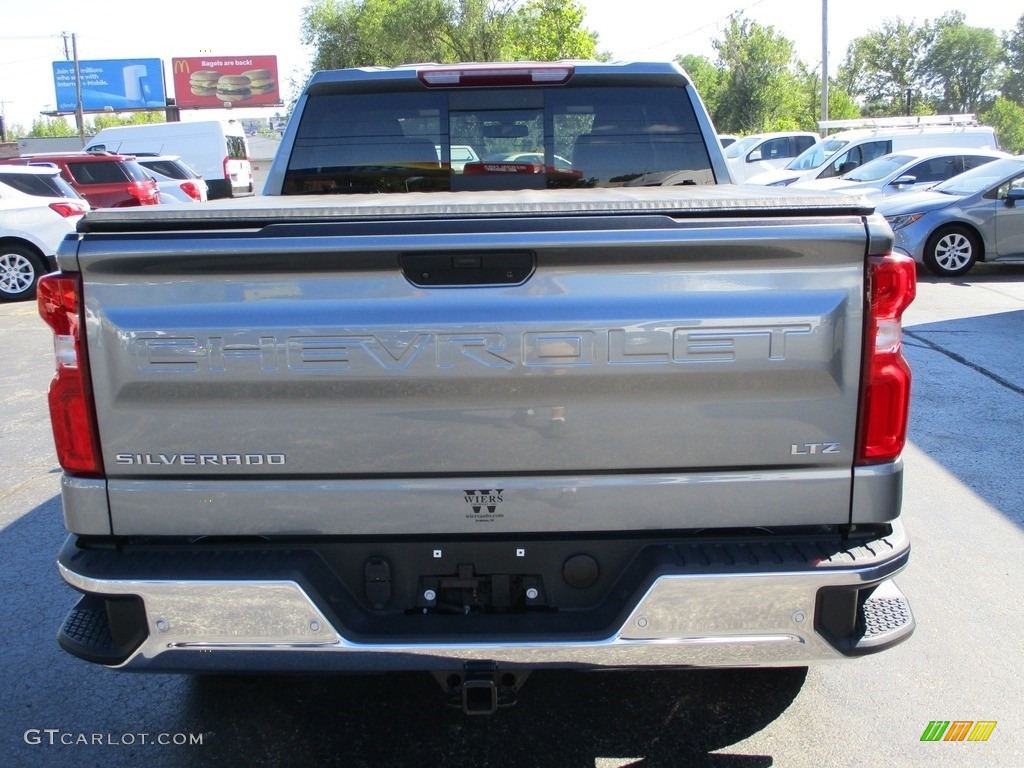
[283,85,714,194]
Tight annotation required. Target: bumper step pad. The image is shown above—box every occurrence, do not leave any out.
[57,593,147,665]
[854,579,915,653]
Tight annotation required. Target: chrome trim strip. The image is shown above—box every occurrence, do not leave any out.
[107,469,854,536]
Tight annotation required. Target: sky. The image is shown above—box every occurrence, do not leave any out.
[0,0,1020,132]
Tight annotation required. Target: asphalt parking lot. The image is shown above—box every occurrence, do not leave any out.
[1,263,1022,767]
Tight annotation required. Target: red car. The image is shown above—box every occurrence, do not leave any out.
[0,152,159,208]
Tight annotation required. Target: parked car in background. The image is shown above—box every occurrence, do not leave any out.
[0,164,83,201]
[133,154,209,203]
[747,116,998,187]
[483,152,575,169]
[0,166,89,301]
[791,147,1011,202]
[717,134,739,148]
[435,144,480,172]
[725,131,819,183]
[0,152,159,208]
[85,120,253,199]
[876,156,1024,277]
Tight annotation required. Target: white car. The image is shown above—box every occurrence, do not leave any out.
[0,166,89,301]
[133,155,209,203]
[746,117,999,187]
[444,145,481,173]
[484,152,575,170]
[725,131,819,183]
[791,147,1011,202]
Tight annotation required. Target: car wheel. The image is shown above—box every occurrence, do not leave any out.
[922,226,979,277]
[0,244,46,302]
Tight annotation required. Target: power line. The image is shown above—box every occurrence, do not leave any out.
[614,0,770,58]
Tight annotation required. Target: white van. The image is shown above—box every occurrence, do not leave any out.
[724,131,819,183]
[746,115,999,187]
[85,120,253,199]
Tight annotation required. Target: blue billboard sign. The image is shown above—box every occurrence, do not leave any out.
[52,59,166,112]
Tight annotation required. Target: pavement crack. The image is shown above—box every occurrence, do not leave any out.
[905,329,1024,397]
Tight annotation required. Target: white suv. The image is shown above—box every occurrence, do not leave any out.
[133,154,209,203]
[0,166,89,301]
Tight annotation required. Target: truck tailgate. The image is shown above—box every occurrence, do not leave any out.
[71,196,874,535]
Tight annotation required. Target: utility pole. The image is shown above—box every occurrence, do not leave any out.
[61,32,86,142]
[71,33,85,143]
[821,0,829,132]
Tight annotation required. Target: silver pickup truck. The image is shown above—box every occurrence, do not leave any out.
[41,61,916,713]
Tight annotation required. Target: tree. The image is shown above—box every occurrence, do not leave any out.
[1003,14,1024,105]
[923,12,1005,114]
[504,0,598,61]
[301,0,450,71]
[837,18,933,116]
[711,15,804,133]
[26,117,77,138]
[87,112,166,133]
[676,54,724,119]
[791,63,860,130]
[980,97,1024,154]
[301,0,597,72]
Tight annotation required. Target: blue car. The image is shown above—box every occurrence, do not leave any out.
[875,157,1024,277]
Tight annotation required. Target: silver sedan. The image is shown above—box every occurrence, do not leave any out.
[875,157,1024,277]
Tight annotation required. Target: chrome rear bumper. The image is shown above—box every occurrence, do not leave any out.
[57,522,914,671]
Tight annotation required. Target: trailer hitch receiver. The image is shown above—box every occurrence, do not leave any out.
[433,662,531,715]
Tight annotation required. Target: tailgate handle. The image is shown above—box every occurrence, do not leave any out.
[401,250,534,287]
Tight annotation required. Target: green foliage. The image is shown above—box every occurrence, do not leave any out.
[711,15,805,133]
[826,88,861,123]
[302,0,447,70]
[980,97,1024,154]
[1002,14,1024,105]
[839,12,1009,117]
[924,12,1005,113]
[15,111,166,140]
[300,0,596,71]
[676,54,724,118]
[26,117,78,138]
[504,0,598,61]
[87,112,167,133]
[3,122,27,140]
[837,17,933,116]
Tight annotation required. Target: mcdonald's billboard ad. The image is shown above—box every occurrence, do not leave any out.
[171,55,281,108]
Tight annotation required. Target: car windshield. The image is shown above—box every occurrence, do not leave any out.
[723,136,761,159]
[785,138,846,171]
[930,158,1024,196]
[841,154,914,182]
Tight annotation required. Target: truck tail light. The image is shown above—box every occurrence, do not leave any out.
[856,254,917,464]
[37,274,104,477]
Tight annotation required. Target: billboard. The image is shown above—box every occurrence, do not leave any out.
[171,55,281,109]
[52,59,167,113]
